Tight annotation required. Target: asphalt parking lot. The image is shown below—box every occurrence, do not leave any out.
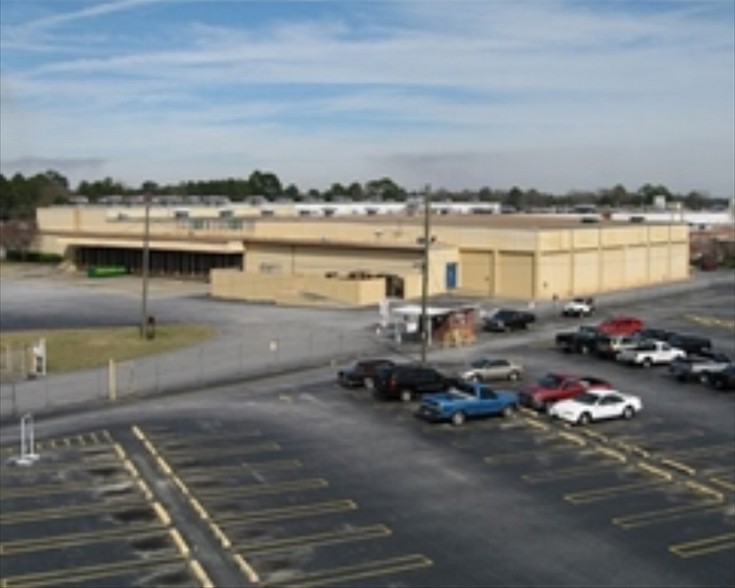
[1,272,733,587]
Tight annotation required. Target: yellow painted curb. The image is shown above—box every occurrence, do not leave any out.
[168,528,190,556]
[233,553,261,584]
[189,560,214,588]
[152,502,171,526]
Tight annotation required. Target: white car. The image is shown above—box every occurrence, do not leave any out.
[561,297,595,317]
[548,389,643,425]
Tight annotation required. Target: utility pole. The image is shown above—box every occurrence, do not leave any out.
[420,186,431,364]
[140,194,151,339]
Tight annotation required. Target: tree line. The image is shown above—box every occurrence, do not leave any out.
[0,169,728,221]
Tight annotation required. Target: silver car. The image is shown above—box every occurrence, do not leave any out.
[458,358,523,382]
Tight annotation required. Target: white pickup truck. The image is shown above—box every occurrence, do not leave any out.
[561,297,595,317]
[616,340,686,368]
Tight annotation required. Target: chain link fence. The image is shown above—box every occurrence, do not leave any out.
[0,325,396,420]
[1,344,32,382]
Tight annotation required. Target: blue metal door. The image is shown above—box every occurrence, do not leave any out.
[445,263,457,289]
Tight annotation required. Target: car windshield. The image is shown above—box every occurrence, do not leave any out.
[470,359,489,368]
[538,374,562,387]
[575,392,599,404]
[453,380,476,394]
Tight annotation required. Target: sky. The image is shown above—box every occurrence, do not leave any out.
[1,0,733,196]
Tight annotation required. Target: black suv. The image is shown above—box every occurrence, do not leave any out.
[371,364,450,402]
[337,358,395,388]
[483,309,536,332]
[667,333,712,355]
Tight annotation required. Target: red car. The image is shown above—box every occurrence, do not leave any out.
[519,373,612,410]
[597,316,644,336]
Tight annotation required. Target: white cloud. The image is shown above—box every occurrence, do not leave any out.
[0,1,732,194]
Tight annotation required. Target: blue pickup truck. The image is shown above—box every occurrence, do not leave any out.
[416,381,519,426]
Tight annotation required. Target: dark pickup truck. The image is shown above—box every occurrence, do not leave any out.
[668,352,732,383]
[555,326,602,355]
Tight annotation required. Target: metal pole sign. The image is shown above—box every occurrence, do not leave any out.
[9,413,40,466]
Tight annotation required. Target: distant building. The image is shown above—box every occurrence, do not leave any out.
[34,203,691,307]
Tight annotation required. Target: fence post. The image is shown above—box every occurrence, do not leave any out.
[11,380,18,417]
[108,359,117,402]
[128,362,136,396]
[2,344,10,373]
[198,346,204,386]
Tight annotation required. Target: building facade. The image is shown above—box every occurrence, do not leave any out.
[35,205,691,306]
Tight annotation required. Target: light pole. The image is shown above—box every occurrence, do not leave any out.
[140,194,151,339]
[420,186,431,364]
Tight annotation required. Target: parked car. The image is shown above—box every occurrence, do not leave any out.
[616,340,686,367]
[519,373,612,411]
[595,334,640,359]
[416,380,519,426]
[666,333,713,356]
[483,309,536,332]
[458,357,523,382]
[707,364,735,391]
[548,389,643,425]
[597,316,644,336]
[371,364,450,402]
[668,352,732,383]
[636,327,676,343]
[561,297,596,317]
[555,325,602,355]
[338,358,395,388]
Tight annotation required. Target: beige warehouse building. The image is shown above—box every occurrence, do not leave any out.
[35,205,690,306]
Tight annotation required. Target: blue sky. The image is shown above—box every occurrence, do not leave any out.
[1,0,733,195]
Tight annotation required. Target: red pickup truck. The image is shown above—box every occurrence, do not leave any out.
[519,372,612,410]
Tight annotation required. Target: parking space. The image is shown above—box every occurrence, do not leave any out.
[327,303,735,572]
[1,275,732,587]
[0,431,206,588]
[134,423,433,587]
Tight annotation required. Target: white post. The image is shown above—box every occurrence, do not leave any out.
[108,359,117,402]
[13,413,40,465]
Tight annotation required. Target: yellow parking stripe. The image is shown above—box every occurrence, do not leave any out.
[663,443,735,459]
[0,431,112,455]
[0,523,164,555]
[1,556,184,588]
[684,314,735,331]
[263,554,433,588]
[708,476,735,492]
[0,499,147,524]
[0,457,122,475]
[235,524,391,554]
[147,430,263,444]
[670,533,735,559]
[194,478,328,500]
[613,501,725,530]
[522,461,625,483]
[564,479,670,505]
[613,429,704,446]
[485,442,581,464]
[217,499,358,526]
[159,442,281,460]
[0,481,137,501]
[179,460,303,480]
